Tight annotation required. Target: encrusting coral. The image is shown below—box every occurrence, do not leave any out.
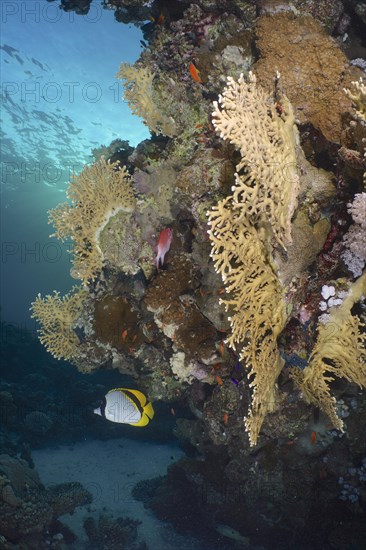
[291,273,366,430]
[207,72,300,445]
[48,158,136,284]
[30,286,87,360]
[254,12,352,143]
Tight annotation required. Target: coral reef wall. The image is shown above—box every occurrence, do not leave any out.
[29,1,366,546]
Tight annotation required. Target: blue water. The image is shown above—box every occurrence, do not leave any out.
[0,0,149,328]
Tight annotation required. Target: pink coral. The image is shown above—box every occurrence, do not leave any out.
[342,193,366,277]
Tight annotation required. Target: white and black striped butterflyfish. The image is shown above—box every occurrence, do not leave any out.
[94,388,154,427]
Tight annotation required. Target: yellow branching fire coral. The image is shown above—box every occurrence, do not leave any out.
[116,63,176,137]
[49,158,136,284]
[211,72,300,248]
[208,200,287,446]
[208,72,300,446]
[291,273,366,429]
[344,78,366,123]
[30,286,87,361]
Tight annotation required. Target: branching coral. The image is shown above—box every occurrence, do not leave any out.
[49,158,136,284]
[291,273,366,429]
[30,286,87,360]
[207,72,299,445]
[208,201,287,445]
[116,63,176,137]
[211,72,300,248]
[344,78,366,123]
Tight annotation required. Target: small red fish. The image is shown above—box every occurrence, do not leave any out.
[149,12,164,24]
[156,12,165,25]
[311,431,317,445]
[155,228,173,269]
[121,329,128,341]
[215,375,223,386]
[223,412,229,425]
[189,62,202,83]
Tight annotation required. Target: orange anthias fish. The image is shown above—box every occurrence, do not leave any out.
[215,375,223,386]
[155,228,173,269]
[156,12,165,25]
[189,62,202,83]
[149,12,165,25]
[311,431,317,445]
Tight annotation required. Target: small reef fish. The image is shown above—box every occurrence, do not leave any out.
[156,227,173,269]
[215,374,223,386]
[218,340,225,357]
[189,62,202,83]
[94,388,154,427]
[156,12,165,25]
[311,431,317,445]
[149,12,165,25]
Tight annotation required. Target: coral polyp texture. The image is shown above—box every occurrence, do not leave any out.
[342,192,366,277]
[207,72,300,446]
[254,12,352,143]
[211,72,300,247]
[116,63,176,137]
[291,273,366,430]
[48,158,136,284]
[30,287,87,360]
[344,78,366,123]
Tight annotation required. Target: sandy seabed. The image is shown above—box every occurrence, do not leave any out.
[33,437,203,550]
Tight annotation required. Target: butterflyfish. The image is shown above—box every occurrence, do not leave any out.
[94,388,154,427]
